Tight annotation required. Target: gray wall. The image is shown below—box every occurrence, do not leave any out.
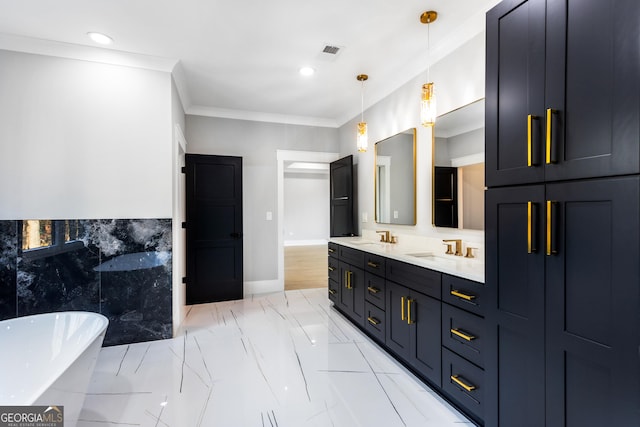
[283,173,329,244]
[185,116,338,283]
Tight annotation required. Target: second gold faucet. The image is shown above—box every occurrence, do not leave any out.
[376,230,397,243]
[443,239,463,256]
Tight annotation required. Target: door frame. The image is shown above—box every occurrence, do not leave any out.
[172,123,187,335]
[276,150,340,292]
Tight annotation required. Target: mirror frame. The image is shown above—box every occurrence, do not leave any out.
[431,98,485,230]
[374,128,417,225]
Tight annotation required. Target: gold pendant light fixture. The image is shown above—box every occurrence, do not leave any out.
[420,11,438,127]
[356,74,369,152]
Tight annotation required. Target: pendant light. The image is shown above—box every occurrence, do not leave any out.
[420,11,437,127]
[356,74,369,152]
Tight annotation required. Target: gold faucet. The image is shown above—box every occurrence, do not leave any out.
[376,230,391,243]
[443,239,463,256]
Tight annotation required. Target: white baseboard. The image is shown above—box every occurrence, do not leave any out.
[284,239,328,247]
[244,279,283,296]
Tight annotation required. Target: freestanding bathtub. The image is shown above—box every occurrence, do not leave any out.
[0,312,108,427]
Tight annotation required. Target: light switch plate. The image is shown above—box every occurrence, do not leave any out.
[266,211,273,220]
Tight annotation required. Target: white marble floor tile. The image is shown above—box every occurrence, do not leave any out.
[79,289,473,427]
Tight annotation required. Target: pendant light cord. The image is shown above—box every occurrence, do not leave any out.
[427,19,431,82]
[361,80,365,122]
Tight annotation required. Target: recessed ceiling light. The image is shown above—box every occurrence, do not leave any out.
[299,67,315,77]
[87,32,113,45]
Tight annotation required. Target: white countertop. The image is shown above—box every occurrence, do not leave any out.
[330,236,485,283]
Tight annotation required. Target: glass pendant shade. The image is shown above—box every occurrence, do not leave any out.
[357,122,368,152]
[420,82,437,127]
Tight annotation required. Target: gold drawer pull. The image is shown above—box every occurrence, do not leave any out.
[367,261,379,268]
[367,286,380,294]
[450,290,475,301]
[407,299,414,325]
[328,266,335,272]
[451,328,476,341]
[328,289,337,295]
[367,316,380,326]
[451,375,476,392]
[401,296,406,321]
[328,248,335,253]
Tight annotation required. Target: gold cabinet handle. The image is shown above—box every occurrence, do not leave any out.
[367,261,379,268]
[345,271,353,289]
[450,328,476,341]
[527,114,540,166]
[407,299,414,325]
[546,200,558,256]
[546,108,557,164]
[328,248,335,253]
[367,286,380,294]
[450,290,475,301]
[367,316,381,326]
[527,201,539,254]
[527,201,533,253]
[401,296,406,321]
[328,266,335,272]
[451,375,476,392]
[328,289,337,295]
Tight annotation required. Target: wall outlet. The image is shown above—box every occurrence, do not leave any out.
[393,210,399,219]
[266,211,273,220]
[362,212,368,223]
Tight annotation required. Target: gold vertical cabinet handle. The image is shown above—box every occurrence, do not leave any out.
[367,261,379,268]
[401,296,406,321]
[450,328,476,341]
[367,286,380,294]
[407,299,414,325]
[347,271,353,289]
[546,108,557,164]
[328,289,337,295]
[450,290,475,301]
[546,200,552,256]
[527,201,533,254]
[451,375,476,392]
[367,316,381,326]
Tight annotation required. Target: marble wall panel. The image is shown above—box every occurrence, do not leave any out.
[0,221,18,320]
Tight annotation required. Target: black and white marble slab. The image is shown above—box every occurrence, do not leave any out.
[79,288,474,427]
[0,218,172,346]
[0,221,18,320]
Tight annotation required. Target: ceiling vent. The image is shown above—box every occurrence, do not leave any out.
[322,45,341,55]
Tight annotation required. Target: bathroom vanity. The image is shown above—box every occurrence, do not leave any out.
[328,237,485,425]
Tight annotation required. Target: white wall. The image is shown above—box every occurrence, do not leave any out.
[185,116,339,288]
[0,49,173,220]
[338,32,486,246]
[283,173,329,244]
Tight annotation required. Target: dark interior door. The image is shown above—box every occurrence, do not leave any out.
[330,155,355,237]
[185,154,243,304]
[434,166,458,228]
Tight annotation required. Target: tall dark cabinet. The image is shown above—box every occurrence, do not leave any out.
[485,0,640,426]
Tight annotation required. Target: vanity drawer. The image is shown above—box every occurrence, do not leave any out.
[442,347,484,421]
[441,274,485,317]
[328,257,340,282]
[328,242,339,259]
[364,272,385,310]
[328,279,339,303]
[339,245,364,268]
[386,259,441,299]
[442,303,485,368]
[364,301,385,343]
[364,253,386,276]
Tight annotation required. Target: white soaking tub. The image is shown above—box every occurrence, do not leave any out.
[0,312,108,427]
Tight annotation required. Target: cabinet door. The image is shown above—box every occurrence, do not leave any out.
[338,261,365,326]
[545,177,640,427]
[385,281,411,360]
[408,290,441,387]
[486,0,546,187]
[544,0,640,182]
[485,185,546,427]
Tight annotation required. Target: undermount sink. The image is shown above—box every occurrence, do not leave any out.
[406,252,457,264]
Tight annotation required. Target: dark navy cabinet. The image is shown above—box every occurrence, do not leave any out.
[486,0,640,425]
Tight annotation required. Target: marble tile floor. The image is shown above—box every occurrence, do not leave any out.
[79,288,473,427]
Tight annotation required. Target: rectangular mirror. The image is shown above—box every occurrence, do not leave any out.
[375,128,416,225]
[433,99,484,230]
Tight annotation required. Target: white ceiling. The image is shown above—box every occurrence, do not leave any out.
[0,0,500,127]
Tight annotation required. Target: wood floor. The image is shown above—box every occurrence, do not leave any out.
[284,244,328,290]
